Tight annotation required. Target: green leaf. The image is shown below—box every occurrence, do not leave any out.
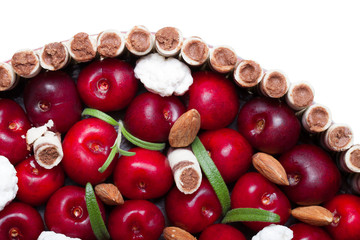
[221,208,281,223]
[121,124,166,151]
[191,137,231,215]
[82,108,119,126]
[85,183,110,240]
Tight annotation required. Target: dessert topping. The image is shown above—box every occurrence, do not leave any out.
[302,104,332,133]
[0,156,18,211]
[37,231,81,240]
[286,81,314,110]
[252,224,293,240]
[134,53,193,97]
[169,109,201,147]
[167,148,202,195]
[260,70,289,98]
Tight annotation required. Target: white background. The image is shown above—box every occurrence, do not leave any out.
[1,0,360,142]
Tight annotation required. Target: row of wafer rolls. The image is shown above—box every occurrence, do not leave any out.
[1,25,359,193]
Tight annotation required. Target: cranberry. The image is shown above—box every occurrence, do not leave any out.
[290,223,332,240]
[199,128,253,183]
[237,97,300,154]
[0,99,31,165]
[165,178,222,234]
[16,156,65,206]
[45,185,106,240]
[199,224,246,240]
[114,147,173,199]
[62,118,118,185]
[231,172,291,232]
[108,200,164,240]
[279,144,341,205]
[0,202,44,240]
[324,194,360,240]
[77,58,138,112]
[187,71,239,130]
[124,92,185,142]
[23,71,82,133]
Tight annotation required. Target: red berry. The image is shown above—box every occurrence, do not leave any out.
[199,128,253,183]
[199,224,246,240]
[231,172,291,231]
[24,71,82,133]
[114,147,173,199]
[187,71,239,130]
[237,97,300,154]
[77,58,138,112]
[165,179,222,234]
[324,194,360,240]
[62,118,118,185]
[0,99,31,165]
[108,200,164,240]
[280,144,341,205]
[16,156,65,206]
[290,223,332,240]
[0,202,44,240]
[124,92,185,142]
[45,185,106,240]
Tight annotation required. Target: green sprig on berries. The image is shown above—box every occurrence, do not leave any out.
[82,108,166,173]
[222,208,281,223]
[85,183,110,240]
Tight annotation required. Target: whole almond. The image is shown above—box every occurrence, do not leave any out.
[163,226,197,240]
[252,152,289,186]
[291,206,334,226]
[169,109,201,148]
[95,183,124,206]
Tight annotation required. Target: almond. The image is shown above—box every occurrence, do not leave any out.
[94,183,124,206]
[163,226,197,240]
[169,109,201,148]
[291,206,334,226]
[252,152,289,186]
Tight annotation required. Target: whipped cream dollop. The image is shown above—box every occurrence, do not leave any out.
[134,53,193,97]
[252,224,293,240]
[37,231,81,240]
[0,156,18,211]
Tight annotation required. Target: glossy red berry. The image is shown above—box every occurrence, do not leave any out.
[77,58,138,112]
[16,156,65,206]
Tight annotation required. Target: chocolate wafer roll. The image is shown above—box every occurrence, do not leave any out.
[301,104,332,133]
[66,32,97,63]
[180,36,209,67]
[11,49,41,78]
[0,62,18,91]
[259,70,289,98]
[39,42,70,71]
[125,25,154,56]
[286,81,315,111]
[209,45,237,74]
[322,123,354,152]
[233,60,263,88]
[338,144,360,173]
[97,30,125,58]
[155,27,183,57]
